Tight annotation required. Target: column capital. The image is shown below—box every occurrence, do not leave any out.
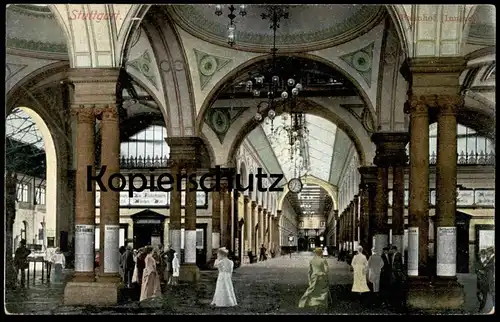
[358,166,378,186]
[251,201,257,208]
[276,210,282,217]
[263,208,267,215]
[69,68,120,106]
[244,195,250,204]
[258,206,263,212]
[371,132,410,167]
[71,105,96,124]
[166,137,204,168]
[435,94,463,116]
[94,104,119,121]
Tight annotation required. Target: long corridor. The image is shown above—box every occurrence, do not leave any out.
[5,253,479,315]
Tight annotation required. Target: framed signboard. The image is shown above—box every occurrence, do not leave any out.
[474,189,494,207]
[456,189,474,207]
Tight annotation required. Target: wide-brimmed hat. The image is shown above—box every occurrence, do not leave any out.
[218,247,229,254]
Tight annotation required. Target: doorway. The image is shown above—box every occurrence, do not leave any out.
[455,212,471,273]
[131,210,166,249]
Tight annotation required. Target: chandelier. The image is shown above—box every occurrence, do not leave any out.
[216,5,309,166]
[214,4,247,46]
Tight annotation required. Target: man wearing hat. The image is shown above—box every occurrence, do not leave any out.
[14,239,31,288]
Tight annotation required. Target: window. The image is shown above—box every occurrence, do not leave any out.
[120,125,170,168]
[409,123,495,165]
[35,187,46,205]
[16,184,29,202]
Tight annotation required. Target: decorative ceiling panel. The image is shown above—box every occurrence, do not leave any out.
[168,4,385,52]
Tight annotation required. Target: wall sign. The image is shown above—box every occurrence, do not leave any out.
[457,190,474,206]
[436,227,456,277]
[96,190,208,207]
[475,190,494,207]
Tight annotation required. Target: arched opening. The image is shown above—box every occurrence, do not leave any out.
[212,55,364,258]
[6,107,58,252]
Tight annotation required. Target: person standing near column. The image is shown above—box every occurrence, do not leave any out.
[14,240,31,288]
[367,247,384,306]
[44,245,56,280]
[351,246,370,306]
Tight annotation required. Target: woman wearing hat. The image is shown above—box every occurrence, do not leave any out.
[211,247,238,307]
[298,248,332,309]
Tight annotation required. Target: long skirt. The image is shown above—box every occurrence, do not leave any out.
[298,274,331,308]
[140,271,161,302]
[51,264,63,284]
[481,291,494,314]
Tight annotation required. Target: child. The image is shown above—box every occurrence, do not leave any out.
[172,252,180,285]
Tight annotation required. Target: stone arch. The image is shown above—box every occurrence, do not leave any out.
[196,52,377,136]
[6,62,73,247]
[225,99,372,169]
[276,175,338,212]
[141,9,196,137]
[385,5,411,57]
[8,106,59,248]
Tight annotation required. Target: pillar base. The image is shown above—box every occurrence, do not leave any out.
[179,263,200,283]
[96,273,121,284]
[407,277,465,312]
[64,281,121,306]
[71,271,96,283]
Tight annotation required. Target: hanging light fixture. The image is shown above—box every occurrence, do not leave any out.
[248,6,308,167]
[214,4,247,46]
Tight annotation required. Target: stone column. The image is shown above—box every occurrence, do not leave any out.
[276,209,282,253]
[392,165,406,253]
[372,151,389,254]
[211,189,221,253]
[221,185,232,249]
[251,201,257,254]
[263,209,268,246]
[350,201,356,250]
[403,57,466,311]
[71,106,96,282]
[435,95,460,278]
[5,171,17,288]
[372,132,410,254]
[258,206,264,255]
[168,161,182,256]
[334,211,339,247]
[64,68,121,306]
[183,162,200,282]
[97,105,121,282]
[166,137,202,282]
[354,196,359,248]
[243,196,251,262]
[267,213,274,251]
[407,96,430,277]
[359,166,377,253]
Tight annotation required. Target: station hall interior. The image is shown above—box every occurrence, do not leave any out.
[5,3,495,313]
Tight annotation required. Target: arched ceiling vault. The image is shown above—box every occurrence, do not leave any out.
[7,5,493,68]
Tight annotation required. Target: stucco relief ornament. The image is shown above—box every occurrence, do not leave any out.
[352,51,371,72]
[199,55,218,76]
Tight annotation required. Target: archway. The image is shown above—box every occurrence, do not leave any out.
[277,175,338,212]
[6,107,58,250]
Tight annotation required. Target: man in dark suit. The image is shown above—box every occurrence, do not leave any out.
[389,245,406,311]
[380,246,392,307]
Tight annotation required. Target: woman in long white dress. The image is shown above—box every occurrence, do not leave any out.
[50,248,66,284]
[351,246,370,298]
[211,247,237,307]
